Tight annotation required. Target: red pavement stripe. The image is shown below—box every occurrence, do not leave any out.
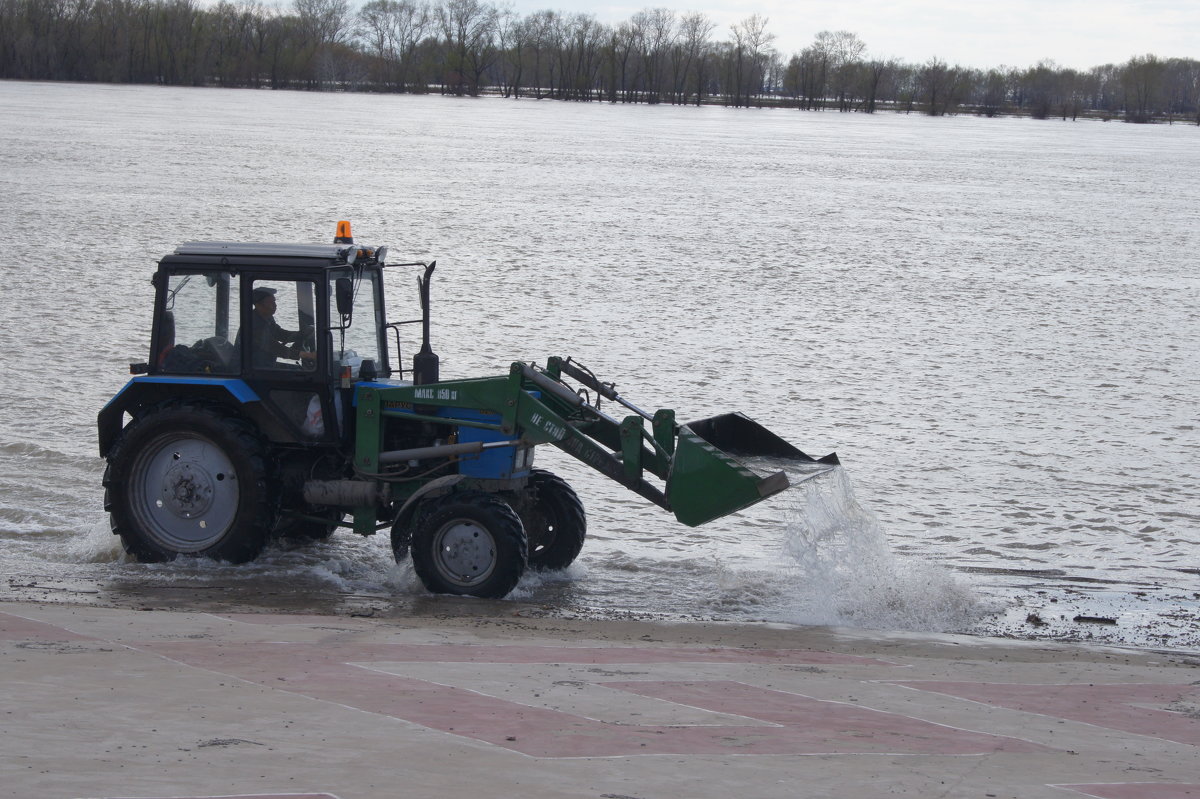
[0,611,95,641]
[330,642,894,666]
[141,641,1047,758]
[1054,784,1200,798]
[888,681,1200,746]
[604,679,1055,755]
[87,794,340,799]
[220,613,365,625]
[215,615,900,666]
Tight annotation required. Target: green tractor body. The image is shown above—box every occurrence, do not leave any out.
[98,226,837,598]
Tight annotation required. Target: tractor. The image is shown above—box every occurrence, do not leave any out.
[98,223,838,598]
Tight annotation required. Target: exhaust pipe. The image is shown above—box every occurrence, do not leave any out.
[412,261,439,385]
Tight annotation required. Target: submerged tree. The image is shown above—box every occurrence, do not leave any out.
[727,13,774,107]
[1122,53,1165,123]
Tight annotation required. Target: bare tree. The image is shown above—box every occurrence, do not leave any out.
[975,67,1008,116]
[862,58,900,113]
[728,13,774,107]
[519,10,556,97]
[918,57,969,115]
[358,0,430,91]
[435,0,498,96]
[632,7,674,103]
[1122,53,1165,122]
[1058,67,1084,120]
[563,13,606,100]
[492,7,525,96]
[610,20,643,102]
[1161,57,1200,124]
[672,11,714,105]
[784,45,824,110]
[815,31,865,110]
[295,0,351,46]
[787,31,853,110]
[210,1,270,87]
[291,0,352,86]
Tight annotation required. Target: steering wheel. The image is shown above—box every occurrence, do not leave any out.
[298,326,318,371]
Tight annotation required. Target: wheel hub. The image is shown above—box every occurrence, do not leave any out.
[129,432,241,552]
[436,521,496,585]
[162,462,216,518]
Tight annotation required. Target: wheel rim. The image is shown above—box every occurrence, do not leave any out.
[128,432,240,553]
[431,518,497,588]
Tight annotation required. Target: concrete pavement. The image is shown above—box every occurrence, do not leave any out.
[2,600,1198,799]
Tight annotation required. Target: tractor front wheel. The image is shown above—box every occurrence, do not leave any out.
[103,402,275,563]
[410,492,527,598]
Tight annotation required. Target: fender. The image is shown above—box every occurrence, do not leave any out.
[97,377,261,457]
[389,474,468,544]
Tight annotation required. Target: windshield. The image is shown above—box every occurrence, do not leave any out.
[328,268,382,378]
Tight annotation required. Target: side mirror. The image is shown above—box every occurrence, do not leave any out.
[335,277,353,318]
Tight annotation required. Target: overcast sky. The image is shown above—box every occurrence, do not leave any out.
[498,0,1197,70]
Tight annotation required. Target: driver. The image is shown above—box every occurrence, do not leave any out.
[250,287,315,368]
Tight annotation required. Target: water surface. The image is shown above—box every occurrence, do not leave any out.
[1,81,1196,649]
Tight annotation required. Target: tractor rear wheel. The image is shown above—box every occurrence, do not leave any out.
[103,402,275,563]
[510,469,586,571]
[410,492,526,598]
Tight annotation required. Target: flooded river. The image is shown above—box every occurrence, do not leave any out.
[1,81,1197,649]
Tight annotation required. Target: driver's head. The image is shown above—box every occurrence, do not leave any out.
[252,287,277,315]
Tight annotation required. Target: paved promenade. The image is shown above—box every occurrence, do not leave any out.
[2,600,1197,799]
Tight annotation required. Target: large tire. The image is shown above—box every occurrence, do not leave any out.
[410,491,527,598]
[390,515,412,563]
[103,401,275,563]
[509,469,586,571]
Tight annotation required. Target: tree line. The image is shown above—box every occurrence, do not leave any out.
[2,0,1197,123]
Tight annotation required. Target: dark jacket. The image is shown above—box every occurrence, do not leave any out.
[251,314,302,367]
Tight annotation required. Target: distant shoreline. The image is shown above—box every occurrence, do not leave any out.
[4,76,1197,126]
[2,1,1195,126]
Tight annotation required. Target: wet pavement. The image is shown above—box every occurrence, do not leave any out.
[2,599,1198,799]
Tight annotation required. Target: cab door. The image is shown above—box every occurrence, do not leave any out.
[240,274,338,443]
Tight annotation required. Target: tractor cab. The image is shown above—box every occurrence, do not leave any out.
[132,233,428,447]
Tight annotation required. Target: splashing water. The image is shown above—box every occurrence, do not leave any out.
[771,465,987,632]
[33,454,985,637]
[61,519,127,565]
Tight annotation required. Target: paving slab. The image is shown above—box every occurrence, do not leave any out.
[2,601,1197,799]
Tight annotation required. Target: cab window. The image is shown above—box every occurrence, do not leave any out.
[246,280,317,371]
[158,272,240,375]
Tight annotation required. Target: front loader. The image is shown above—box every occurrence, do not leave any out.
[98,223,838,598]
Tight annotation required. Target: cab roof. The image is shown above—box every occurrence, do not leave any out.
[159,241,382,271]
[174,242,357,261]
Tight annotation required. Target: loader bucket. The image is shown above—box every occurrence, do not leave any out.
[666,413,839,527]
[686,413,840,464]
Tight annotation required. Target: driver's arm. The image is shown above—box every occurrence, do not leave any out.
[277,322,315,363]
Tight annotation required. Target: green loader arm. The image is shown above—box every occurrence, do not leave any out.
[357,358,837,528]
